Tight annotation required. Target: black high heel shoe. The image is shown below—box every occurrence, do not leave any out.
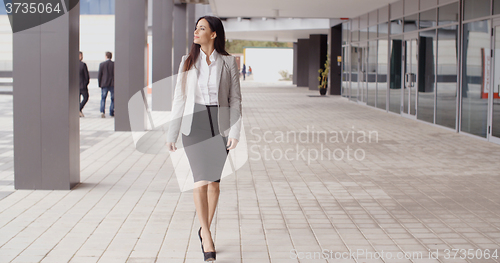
[199,227,216,262]
[204,250,216,262]
[198,227,202,247]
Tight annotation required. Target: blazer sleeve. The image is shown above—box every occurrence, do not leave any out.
[166,56,188,143]
[110,61,115,86]
[97,62,103,88]
[83,63,90,87]
[227,56,243,141]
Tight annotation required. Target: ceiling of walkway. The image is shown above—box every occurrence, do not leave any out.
[210,0,400,19]
[227,28,331,42]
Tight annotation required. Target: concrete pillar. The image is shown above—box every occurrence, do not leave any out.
[115,0,148,131]
[173,3,187,74]
[308,34,328,91]
[13,5,80,190]
[296,38,309,87]
[293,42,298,85]
[152,0,174,111]
[330,25,342,95]
[194,4,212,19]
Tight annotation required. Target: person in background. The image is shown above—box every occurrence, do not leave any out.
[241,63,246,80]
[79,51,90,117]
[248,66,252,75]
[98,51,115,118]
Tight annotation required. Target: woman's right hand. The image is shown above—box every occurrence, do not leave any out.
[167,142,177,152]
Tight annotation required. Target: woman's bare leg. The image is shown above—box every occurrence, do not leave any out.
[193,181,215,252]
[207,182,220,226]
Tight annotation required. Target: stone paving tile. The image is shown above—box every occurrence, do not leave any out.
[0,82,115,202]
[0,81,500,263]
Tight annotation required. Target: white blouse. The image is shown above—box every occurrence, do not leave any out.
[195,48,219,105]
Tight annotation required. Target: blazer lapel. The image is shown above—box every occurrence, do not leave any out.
[215,55,224,92]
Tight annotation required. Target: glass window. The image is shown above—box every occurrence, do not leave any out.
[342,23,349,45]
[420,8,437,29]
[351,44,360,101]
[438,3,459,26]
[495,0,500,15]
[404,14,418,32]
[379,22,389,39]
[391,19,403,35]
[358,42,368,103]
[0,4,7,15]
[463,0,491,21]
[461,20,490,137]
[360,28,369,41]
[351,30,359,42]
[378,39,389,110]
[492,26,500,138]
[436,26,458,129]
[342,46,350,97]
[369,25,377,39]
[403,36,418,116]
[389,36,403,113]
[80,0,115,14]
[417,30,436,124]
[367,40,378,107]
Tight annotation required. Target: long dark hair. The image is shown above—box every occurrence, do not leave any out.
[181,16,230,96]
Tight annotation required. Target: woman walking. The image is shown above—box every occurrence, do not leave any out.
[166,16,242,262]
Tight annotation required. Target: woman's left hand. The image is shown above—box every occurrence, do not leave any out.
[226,138,239,150]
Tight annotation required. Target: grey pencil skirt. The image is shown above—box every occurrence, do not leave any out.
[181,102,229,183]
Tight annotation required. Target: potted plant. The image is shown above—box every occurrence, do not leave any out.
[318,54,330,95]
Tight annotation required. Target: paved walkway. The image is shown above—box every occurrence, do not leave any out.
[0,81,500,263]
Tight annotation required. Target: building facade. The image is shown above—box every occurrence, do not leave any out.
[341,0,500,144]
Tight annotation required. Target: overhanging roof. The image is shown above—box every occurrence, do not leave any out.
[210,0,400,19]
[223,18,334,42]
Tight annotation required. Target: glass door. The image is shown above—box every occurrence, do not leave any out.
[402,33,418,118]
[490,20,500,143]
[350,44,359,102]
[357,42,368,104]
[362,43,369,104]
[389,36,403,114]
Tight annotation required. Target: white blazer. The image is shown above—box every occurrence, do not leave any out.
[167,53,242,143]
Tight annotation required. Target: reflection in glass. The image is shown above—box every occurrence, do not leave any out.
[342,22,349,45]
[402,37,417,115]
[352,30,359,42]
[378,39,388,110]
[359,42,368,103]
[390,37,403,113]
[367,41,377,107]
[463,0,490,21]
[420,8,436,29]
[417,30,436,123]
[342,46,349,97]
[404,14,418,32]
[438,3,459,26]
[369,25,377,40]
[492,26,500,138]
[360,27,368,41]
[351,44,360,101]
[461,20,490,138]
[379,22,389,39]
[391,19,403,35]
[436,26,458,129]
[495,0,500,15]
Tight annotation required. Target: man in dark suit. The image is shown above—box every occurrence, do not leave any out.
[98,51,115,118]
[79,51,90,117]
